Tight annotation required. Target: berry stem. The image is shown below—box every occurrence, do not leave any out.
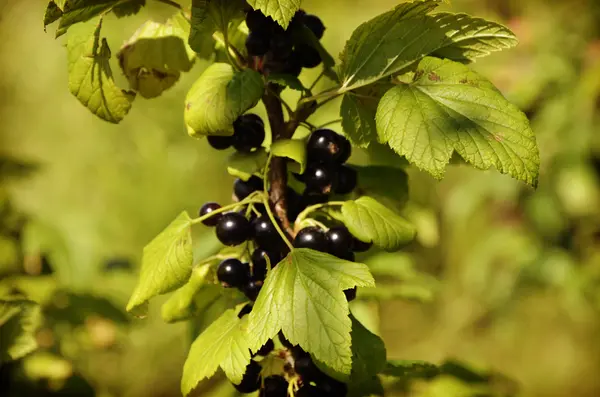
[190,197,263,226]
[294,201,346,226]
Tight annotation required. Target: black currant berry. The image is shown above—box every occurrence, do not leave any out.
[246,31,271,56]
[318,376,347,397]
[296,385,323,397]
[289,9,307,31]
[337,250,355,262]
[252,216,283,251]
[294,227,329,252]
[233,114,265,152]
[282,53,303,77]
[352,238,373,253]
[251,248,281,280]
[337,136,352,164]
[302,188,330,207]
[198,202,222,226]
[344,287,357,302]
[270,34,293,59]
[246,9,271,32]
[207,135,233,150]
[255,339,275,357]
[326,226,353,256]
[303,163,337,194]
[278,332,295,348]
[293,354,321,382]
[234,176,264,200]
[303,14,325,39]
[306,129,343,163]
[217,259,250,288]
[261,375,288,397]
[216,213,251,246]
[238,303,253,318]
[234,360,262,393]
[295,44,322,68]
[243,278,263,301]
[335,166,357,195]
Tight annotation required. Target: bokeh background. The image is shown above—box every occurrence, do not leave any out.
[1,0,600,396]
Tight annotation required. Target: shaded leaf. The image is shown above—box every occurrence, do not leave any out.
[227,148,268,181]
[353,165,409,207]
[267,73,305,92]
[55,0,119,37]
[189,0,246,56]
[0,299,42,363]
[271,139,306,174]
[383,359,440,379]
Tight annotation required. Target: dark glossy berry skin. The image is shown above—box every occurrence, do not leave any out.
[293,354,321,382]
[335,166,357,195]
[238,303,253,318]
[243,278,263,301]
[278,332,294,348]
[303,14,325,39]
[270,34,293,59]
[261,375,288,397]
[303,163,336,194]
[217,259,250,288]
[246,9,272,33]
[251,248,281,280]
[233,114,265,152]
[216,213,251,246]
[344,287,357,302]
[234,360,262,393]
[294,227,329,252]
[252,216,283,251]
[352,238,373,253]
[296,44,322,68]
[306,129,342,163]
[207,135,233,150]
[336,136,352,164]
[296,385,323,397]
[246,31,271,56]
[199,202,222,226]
[234,176,264,200]
[255,339,275,357]
[337,250,355,262]
[327,226,353,256]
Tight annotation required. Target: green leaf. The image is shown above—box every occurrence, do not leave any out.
[354,165,409,207]
[118,13,195,98]
[340,82,392,147]
[127,211,194,316]
[247,0,301,29]
[270,139,306,174]
[338,2,517,93]
[112,0,146,18]
[185,63,264,137]
[227,148,268,181]
[161,264,211,323]
[383,359,440,379]
[189,0,246,55]
[66,18,135,124]
[267,73,305,92]
[181,309,251,395]
[0,299,42,363]
[247,248,375,375]
[376,57,539,186]
[44,1,66,28]
[55,0,120,37]
[349,315,387,383]
[341,197,416,251]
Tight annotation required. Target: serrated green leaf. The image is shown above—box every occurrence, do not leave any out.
[127,211,194,316]
[66,18,135,124]
[185,63,264,137]
[376,57,539,186]
[189,0,246,56]
[354,165,409,207]
[181,309,251,395]
[341,197,416,251]
[118,13,195,98]
[247,248,375,375]
[338,1,517,93]
[270,139,306,173]
[161,264,211,323]
[349,315,387,383]
[44,1,65,27]
[267,73,305,92]
[383,359,440,379]
[227,148,268,181]
[55,0,120,37]
[112,0,145,18]
[247,0,301,29]
[341,82,392,147]
[0,299,42,363]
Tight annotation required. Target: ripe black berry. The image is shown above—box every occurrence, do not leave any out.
[233,114,265,152]
[243,278,263,301]
[261,375,288,397]
[335,166,357,195]
[295,44,321,68]
[352,238,373,253]
[238,303,253,318]
[270,34,293,59]
[303,163,336,194]
[251,248,282,280]
[198,202,222,226]
[326,226,353,256]
[217,259,249,288]
[246,9,271,33]
[216,212,251,246]
[234,360,262,393]
[246,31,271,56]
[337,136,352,164]
[207,135,233,150]
[255,339,275,357]
[344,287,357,302]
[293,354,321,381]
[337,251,355,262]
[234,175,264,200]
[303,14,325,39]
[296,385,322,397]
[306,129,342,163]
[252,216,283,251]
[294,227,329,252]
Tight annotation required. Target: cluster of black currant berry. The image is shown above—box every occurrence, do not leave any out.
[245,8,325,75]
[207,113,265,153]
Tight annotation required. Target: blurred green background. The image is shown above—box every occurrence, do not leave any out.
[1,0,600,396]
